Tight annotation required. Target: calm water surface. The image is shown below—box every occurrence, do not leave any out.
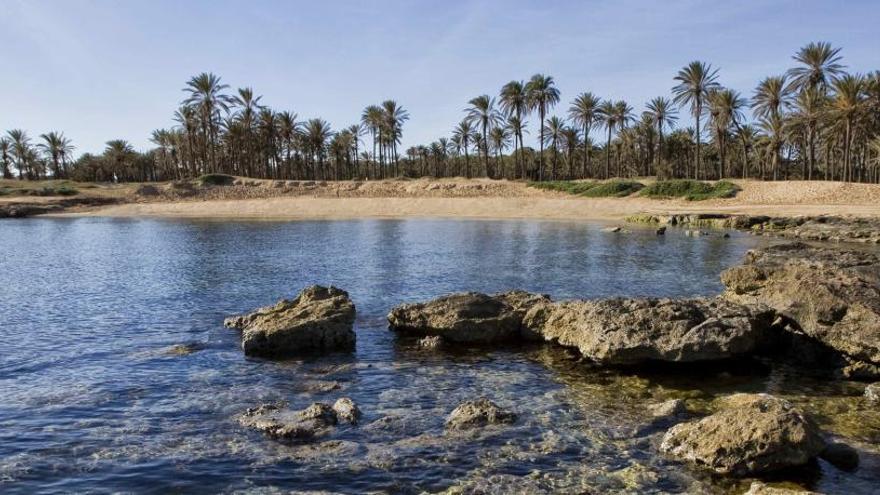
[0,218,877,494]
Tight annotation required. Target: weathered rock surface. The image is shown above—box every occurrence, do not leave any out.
[648,399,687,418]
[865,383,880,403]
[445,398,517,430]
[743,482,821,495]
[387,291,549,344]
[722,243,880,365]
[332,397,361,424]
[239,402,339,441]
[522,297,774,365]
[660,394,826,476]
[225,285,356,357]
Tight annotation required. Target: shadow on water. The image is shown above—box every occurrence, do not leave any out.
[0,217,877,494]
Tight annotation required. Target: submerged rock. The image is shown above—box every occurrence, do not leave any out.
[522,297,774,365]
[332,397,361,424]
[445,398,517,430]
[660,393,826,476]
[225,285,356,357]
[722,243,880,365]
[744,482,821,495]
[647,399,687,418]
[239,402,338,441]
[387,290,549,344]
[418,335,444,350]
[865,383,880,403]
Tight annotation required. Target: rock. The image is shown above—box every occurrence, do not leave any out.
[239,402,338,441]
[418,335,444,349]
[332,397,361,424]
[655,226,666,235]
[648,399,687,418]
[387,291,549,344]
[838,358,880,380]
[225,285,356,357]
[722,243,880,365]
[660,393,826,476]
[603,226,623,233]
[522,297,774,365]
[445,398,517,430]
[819,442,859,471]
[743,482,820,495]
[865,383,880,403]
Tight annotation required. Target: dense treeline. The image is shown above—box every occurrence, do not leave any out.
[2,42,878,184]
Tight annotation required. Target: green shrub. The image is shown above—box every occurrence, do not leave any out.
[529,179,643,197]
[640,180,740,201]
[198,173,236,186]
[580,180,644,197]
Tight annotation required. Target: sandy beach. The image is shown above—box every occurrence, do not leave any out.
[56,179,880,221]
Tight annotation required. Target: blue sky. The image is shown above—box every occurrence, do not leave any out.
[1,0,878,155]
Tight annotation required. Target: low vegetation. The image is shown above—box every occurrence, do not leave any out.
[639,179,740,201]
[0,180,80,197]
[198,173,236,186]
[529,179,644,197]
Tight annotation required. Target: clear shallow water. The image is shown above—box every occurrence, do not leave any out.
[0,218,877,494]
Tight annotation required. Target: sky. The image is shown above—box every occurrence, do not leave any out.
[1,0,878,155]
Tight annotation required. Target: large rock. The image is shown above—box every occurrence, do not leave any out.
[722,243,880,365]
[521,297,774,365]
[660,394,826,476]
[224,285,356,357]
[387,290,549,344]
[445,398,517,430]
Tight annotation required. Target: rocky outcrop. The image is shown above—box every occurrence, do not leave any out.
[387,291,549,344]
[445,398,517,430]
[522,297,774,365]
[224,285,356,357]
[722,243,880,365]
[332,397,361,424]
[660,394,826,476]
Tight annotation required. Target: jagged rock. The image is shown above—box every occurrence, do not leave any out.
[445,398,517,430]
[239,402,338,441]
[660,394,826,476]
[743,482,820,495]
[225,285,356,357]
[522,297,774,365]
[820,442,859,471]
[387,291,549,344]
[722,243,880,365]
[865,383,880,403]
[648,399,687,418]
[332,397,361,424]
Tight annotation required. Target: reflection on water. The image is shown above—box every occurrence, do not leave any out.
[0,218,877,494]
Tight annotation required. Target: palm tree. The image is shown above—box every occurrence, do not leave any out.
[752,76,790,180]
[361,105,384,177]
[500,80,528,178]
[645,97,678,177]
[787,42,845,93]
[466,95,499,178]
[707,89,746,179]
[790,88,827,179]
[104,140,136,182]
[452,119,477,178]
[735,124,758,178]
[672,61,720,179]
[304,118,333,180]
[382,100,409,177]
[597,100,618,179]
[488,125,511,178]
[831,74,867,182]
[0,137,12,179]
[568,92,600,178]
[542,116,565,180]
[560,126,580,179]
[38,132,68,178]
[277,111,300,178]
[525,74,560,180]
[183,73,233,173]
[232,87,263,175]
[8,129,31,180]
[612,101,635,177]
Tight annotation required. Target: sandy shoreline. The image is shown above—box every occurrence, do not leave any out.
[31,178,880,221]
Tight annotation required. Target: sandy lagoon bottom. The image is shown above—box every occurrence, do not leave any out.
[0,217,877,494]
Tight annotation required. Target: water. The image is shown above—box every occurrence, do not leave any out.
[0,218,877,494]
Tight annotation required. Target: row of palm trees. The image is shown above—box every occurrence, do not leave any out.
[3,42,878,184]
[418,42,878,183]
